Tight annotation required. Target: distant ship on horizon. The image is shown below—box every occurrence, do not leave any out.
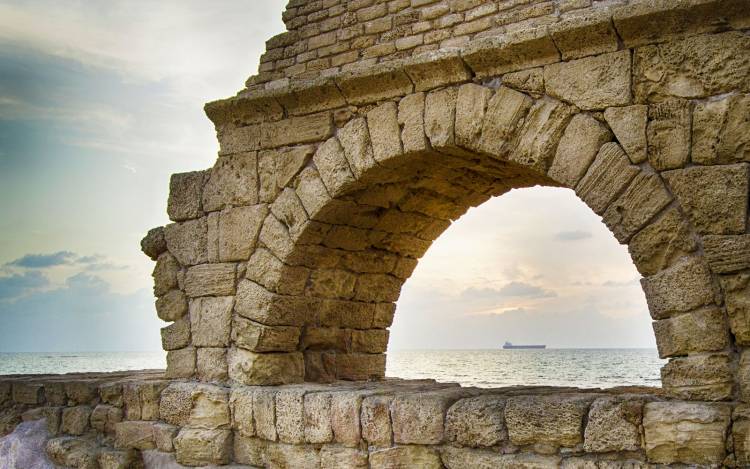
[503,341,546,349]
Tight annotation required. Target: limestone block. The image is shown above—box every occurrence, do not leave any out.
[114,420,155,450]
[275,387,307,444]
[628,207,697,277]
[549,10,618,60]
[196,347,228,382]
[314,137,357,198]
[98,448,140,469]
[335,63,413,105]
[160,317,191,351]
[653,307,728,358]
[202,152,258,212]
[643,401,730,465]
[24,406,63,435]
[455,83,492,151]
[367,101,403,166]
[99,382,122,407]
[510,98,576,173]
[234,280,308,326]
[233,316,300,352]
[545,50,631,110]
[228,348,304,385]
[189,296,233,347]
[320,445,368,469]
[641,257,715,320]
[164,218,208,267]
[167,170,206,221]
[361,394,393,448]
[703,234,750,274]
[266,442,321,468]
[354,273,401,303]
[295,167,332,218]
[733,405,750,465]
[351,329,389,354]
[246,248,308,296]
[174,428,232,466]
[478,86,532,157]
[740,350,750,402]
[661,353,733,401]
[308,268,357,300]
[338,117,378,181]
[209,205,267,262]
[397,92,429,156]
[300,327,349,352]
[603,105,648,164]
[269,187,309,240]
[583,396,643,453]
[253,388,278,441]
[165,347,196,379]
[548,113,612,188]
[155,289,187,322]
[258,145,313,203]
[128,381,167,421]
[425,87,457,151]
[12,382,44,405]
[633,31,750,102]
[304,392,333,444]
[441,447,560,469]
[330,391,368,447]
[65,381,99,406]
[230,387,255,437]
[502,68,544,98]
[719,273,750,345]
[646,99,691,171]
[403,49,472,92]
[184,263,236,297]
[234,435,266,466]
[505,394,594,448]
[335,353,386,380]
[187,384,230,430]
[445,394,506,447]
[257,213,294,260]
[282,79,346,116]
[261,113,333,148]
[602,172,672,243]
[663,163,749,235]
[391,389,464,445]
[369,445,442,469]
[152,252,180,297]
[153,423,178,452]
[141,226,167,260]
[61,406,92,436]
[217,124,260,155]
[575,143,639,215]
[46,437,99,469]
[462,28,560,78]
[693,93,750,165]
[304,351,337,383]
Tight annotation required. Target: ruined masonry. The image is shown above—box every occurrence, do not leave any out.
[2,0,750,467]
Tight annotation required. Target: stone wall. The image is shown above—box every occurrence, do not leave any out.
[4,372,750,467]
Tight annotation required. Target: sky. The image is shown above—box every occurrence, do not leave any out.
[0,1,655,352]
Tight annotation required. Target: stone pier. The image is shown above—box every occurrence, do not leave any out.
[3,0,750,467]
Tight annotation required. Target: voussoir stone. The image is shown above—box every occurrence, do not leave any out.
[603,104,648,164]
[509,97,576,173]
[258,145,313,203]
[445,394,506,447]
[366,101,403,166]
[627,207,698,277]
[313,137,357,197]
[548,113,612,188]
[702,234,750,274]
[719,273,750,345]
[575,142,639,215]
[602,172,672,243]
[544,50,631,110]
[505,394,595,450]
[234,279,308,326]
[455,83,493,151]
[478,86,532,157]
[640,257,715,319]
[643,401,731,465]
[583,396,644,453]
[398,92,429,155]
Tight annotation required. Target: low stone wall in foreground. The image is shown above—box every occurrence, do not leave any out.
[1,371,749,468]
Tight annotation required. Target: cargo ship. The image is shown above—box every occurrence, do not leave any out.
[502,341,546,349]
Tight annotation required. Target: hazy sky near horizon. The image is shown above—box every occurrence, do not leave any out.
[0,1,655,352]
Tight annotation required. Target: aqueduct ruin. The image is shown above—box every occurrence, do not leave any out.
[2,0,750,467]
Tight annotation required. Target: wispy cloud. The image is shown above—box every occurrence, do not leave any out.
[554,230,593,241]
[0,270,49,300]
[7,251,76,268]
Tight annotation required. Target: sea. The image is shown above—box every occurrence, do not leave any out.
[0,348,664,389]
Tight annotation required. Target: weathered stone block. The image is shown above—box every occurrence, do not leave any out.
[98,448,140,469]
[653,307,729,358]
[367,101,403,166]
[61,406,92,436]
[643,401,730,465]
[548,113,612,188]
[505,394,594,449]
[141,226,167,260]
[304,392,333,444]
[155,289,187,322]
[328,391,367,447]
[583,397,643,453]
[168,170,206,222]
[258,145,313,203]
[628,207,697,277]
[549,10,618,60]
[641,257,715,320]
[719,273,750,345]
[442,446,560,469]
[12,382,44,405]
[335,353,386,381]
[266,442,321,468]
[733,405,750,465]
[115,420,155,450]
[229,387,255,438]
[234,435,266,466]
[188,296,233,347]
[338,117,378,182]
[575,143,639,215]
[234,316,300,352]
[160,317,190,351]
[663,163,749,235]
[692,93,750,165]
[661,353,733,401]
[314,137,357,197]
[703,234,750,274]
[369,445,442,469]
[445,394,506,447]
[404,49,472,92]
[245,248,309,296]
[163,218,208,267]
[152,252,180,297]
[275,387,306,444]
[295,167,332,218]
[174,428,232,466]
[209,204,267,262]
[234,280,308,326]
[647,99,692,171]
[602,172,672,243]
[740,349,750,403]
[603,104,647,164]
[320,445,368,469]
[336,64,413,105]
[455,83,492,151]
[261,113,333,148]
[361,394,392,448]
[46,437,99,469]
[478,86,532,158]
[510,98,575,173]
[462,28,560,78]
[203,152,259,212]
[308,268,357,300]
[424,87,457,152]
[165,347,196,379]
[153,423,178,452]
[228,348,304,385]
[545,50,632,110]
[187,384,229,430]
[391,390,463,445]
[184,263,236,297]
[158,383,193,426]
[351,329,389,354]
[196,347,228,382]
[633,31,750,102]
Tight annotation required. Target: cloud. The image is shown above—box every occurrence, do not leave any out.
[0,271,49,300]
[6,251,76,268]
[554,230,593,241]
[461,282,556,302]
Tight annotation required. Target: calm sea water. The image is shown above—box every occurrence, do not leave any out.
[0,349,664,388]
